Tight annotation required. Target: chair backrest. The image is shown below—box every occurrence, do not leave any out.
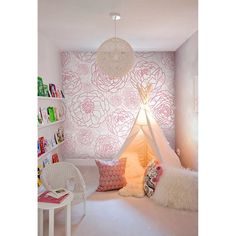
[41,162,86,193]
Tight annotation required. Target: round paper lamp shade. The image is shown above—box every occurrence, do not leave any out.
[96,37,135,78]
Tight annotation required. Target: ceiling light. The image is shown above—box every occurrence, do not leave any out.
[96,13,135,78]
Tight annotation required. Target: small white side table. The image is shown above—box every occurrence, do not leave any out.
[38,191,74,236]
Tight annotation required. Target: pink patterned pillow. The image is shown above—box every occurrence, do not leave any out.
[95,158,127,192]
[144,160,163,197]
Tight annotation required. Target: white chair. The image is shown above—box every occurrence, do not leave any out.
[41,162,86,216]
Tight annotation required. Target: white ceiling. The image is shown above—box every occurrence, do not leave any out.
[38,0,198,51]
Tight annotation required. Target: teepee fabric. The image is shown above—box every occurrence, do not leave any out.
[117,85,181,168]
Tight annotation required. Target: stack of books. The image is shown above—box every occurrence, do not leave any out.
[38,188,69,204]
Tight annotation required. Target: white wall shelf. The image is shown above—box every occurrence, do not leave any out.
[38,91,65,164]
[38,141,65,160]
[38,119,65,129]
[38,96,65,101]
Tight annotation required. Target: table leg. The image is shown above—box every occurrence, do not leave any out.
[39,209,43,236]
[66,203,71,236]
[49,209,54,236]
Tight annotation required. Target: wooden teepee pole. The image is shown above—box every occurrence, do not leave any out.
[137,84,153,105]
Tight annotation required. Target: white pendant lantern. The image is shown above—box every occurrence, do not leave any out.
[96,13,135,78]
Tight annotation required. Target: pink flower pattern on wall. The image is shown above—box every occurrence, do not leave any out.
[69,90,110,128]
[129,61,165,91]
[161,52,175,71]
[61,133,77,158]
[77,63,89,76]
[109,93,123,107]
[62,71,82,96]
[61,51,175,159]
[135,52,156,59]
[122,88,140,110]
[61,52,71,67]
[95,135,120,159]
[150,90,175,129]
[91,63,128,92]
[76,128,94,145]
[74,52,95,63]
[106,109,134,137]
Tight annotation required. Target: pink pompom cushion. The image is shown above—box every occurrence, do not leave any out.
[95,158,127,192]
[144,160,163,197]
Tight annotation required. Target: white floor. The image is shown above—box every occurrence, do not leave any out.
[43,190,198,236]
[42,165,198,236]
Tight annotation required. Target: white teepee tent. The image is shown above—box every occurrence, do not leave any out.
[117,85,181,168]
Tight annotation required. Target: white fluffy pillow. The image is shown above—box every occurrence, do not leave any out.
[151,165,198,211]
[118,153,145,198]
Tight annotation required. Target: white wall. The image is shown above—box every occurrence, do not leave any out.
[38,32,63,188]
[175,31,198,170]
[38,31,62,87]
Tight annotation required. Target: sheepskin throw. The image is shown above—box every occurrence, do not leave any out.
[144,160,163,197]
[118,153,145,198]
[95,158,127,191]
[151,165,198,211]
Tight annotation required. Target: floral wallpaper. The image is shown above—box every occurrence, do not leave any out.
[61,51,175,160]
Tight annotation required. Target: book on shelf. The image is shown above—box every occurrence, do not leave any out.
[38,77,45,96]
[38,190,69,204]
[37,141,40,157]
[41,107,49,124]
[54,133,59,145]
[61,90,65,98]
[50,137,57,147]
[56,89,62,98]
[49,84,57,97]
[58,106,65,120]
[52,153,59,163]
[43,154,51,167]
[38,165,43,187]
[43,84,50,97]
[44,139,50,153]
[54,126,64,145]
[38,137,45,157]
[47,107,56,122]
[38,107,43,125]
[53,107,59,121]
[57,127,64,143]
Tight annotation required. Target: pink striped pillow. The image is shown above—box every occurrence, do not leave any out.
[95,158,127,192]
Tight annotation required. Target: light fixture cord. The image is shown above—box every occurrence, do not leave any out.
[114,17,117,38]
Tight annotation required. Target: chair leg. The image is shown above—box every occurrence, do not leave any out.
[49,209,54,236]
[83,193,86,216]
[39,209,43,236]
[83,200,86,216]
[66,203,71,236]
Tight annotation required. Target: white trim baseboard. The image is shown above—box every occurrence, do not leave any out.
[66,158,96,166]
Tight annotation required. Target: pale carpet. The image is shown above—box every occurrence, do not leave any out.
[42,165,198,236]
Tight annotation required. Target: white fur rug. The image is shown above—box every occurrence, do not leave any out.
[151,165,198,211]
